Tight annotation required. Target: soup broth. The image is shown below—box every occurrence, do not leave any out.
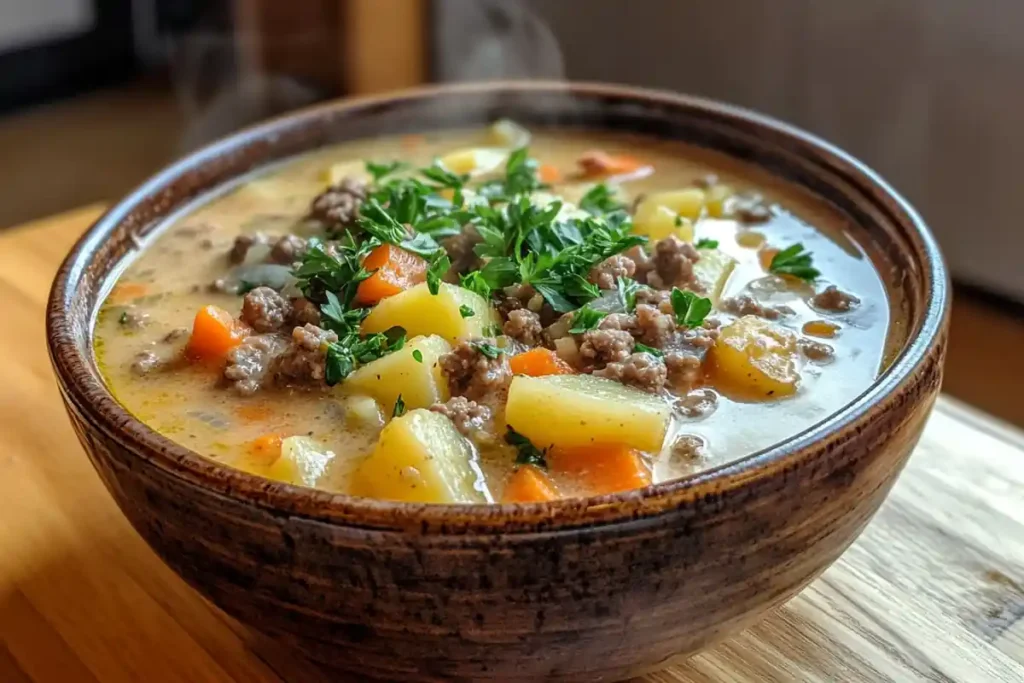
[95,124,901,504]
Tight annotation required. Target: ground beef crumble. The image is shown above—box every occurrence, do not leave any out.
[634,303,677,347]
[675,388,718,418]
[589,254,636,290]
[130,350,162,376]
[439,340,511,400]
[799,338,835,363]
[309,177,367,227]
[647,236,702,290]
[811,285,860,312]
[594,352,667,392]
[579,329,635,369]
[665,352,703,391]
[290,297,322,327]
[273,324,338,385]
[228,232,272,264]
[429,397,492,436]
[670,434,707,462]
[240,286,292,333]
[224,334,287,395]
[269,234,308,265]
[719,294,794,321]
[503,309,542,346]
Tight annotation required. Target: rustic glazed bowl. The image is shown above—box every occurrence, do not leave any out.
[47,82,949,682]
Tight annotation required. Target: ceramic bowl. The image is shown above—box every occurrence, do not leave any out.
[47,82,949,682]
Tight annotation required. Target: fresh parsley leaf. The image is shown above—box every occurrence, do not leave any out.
[412,349,423,363]
[579,183,625,216]
[478,147,545,200]
[325,343,356,385]
[292,237,374,306]
[350,326,406,363]
[460,270,492,300]
[392,394,406,418]
[616,276,642,312]
[118,311,129,325]
[459,304,475,318]
[533,282,577,313]
[357,198,409,244]
[483,323,503,337]
[634,343,664,357]
[472,341,503,359]
[505,427,548,468]
[670,288,713,328]
[365,160,408,182]
[695,238,718,249]
[568,304,606,334]
[426,251,451,295]
[769,243,820,281]
[401,232,443,257]
[421,161,468,207]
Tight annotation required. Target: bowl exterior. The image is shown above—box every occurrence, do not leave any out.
[48,82,950,683]
[55,344,942,682]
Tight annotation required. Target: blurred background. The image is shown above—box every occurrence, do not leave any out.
[2,0,1021,424]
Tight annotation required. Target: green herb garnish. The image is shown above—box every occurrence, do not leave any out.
[568,303,606,334]
[695,238,718,249]
[459,304,475,318]
[505,427,548,468]
[769,243,819,281]
[634,343,664,357]
[365,160,408,182]
[478,147,545,201]
[412,349,423,363]
[579,183,625,216]
[615,276,642,313]
[426,252,450,295]
[472,341,503,359]
[460,271,492,300]
[392,394,406,418]
[670,288,713,328]
[483,323,503,337]
[674,215,684,227]
[118,311,129,325]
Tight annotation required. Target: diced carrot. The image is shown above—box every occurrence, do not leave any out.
[236,403,274,422]
[354,243,428,305]
[577,150,646,178]
[248,433,284,466]
[186,305,245,360]
[759,246,780,271]
[538,163,562,184]
[509,348,574,377]
[502,465,559,503]
[549,444,652,496]
[109,282,149,303]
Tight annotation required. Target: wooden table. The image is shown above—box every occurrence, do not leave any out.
[1,206,1022,682]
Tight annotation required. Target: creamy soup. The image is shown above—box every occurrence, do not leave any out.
[95,122,902,504]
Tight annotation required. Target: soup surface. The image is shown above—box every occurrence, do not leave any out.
[95,123,901,504]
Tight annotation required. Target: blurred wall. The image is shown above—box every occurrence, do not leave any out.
[436,0,1024,302]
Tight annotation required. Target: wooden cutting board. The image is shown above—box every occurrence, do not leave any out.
[1,206,1022,682]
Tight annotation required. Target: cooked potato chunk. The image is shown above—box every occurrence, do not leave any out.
[267,436,335,488]
[439,147,507,177]
[361,283,500,343]
[692,249,737,304]
[704,184,734,218]
[340,394,385,431]
[644,189,707,219]
[344,335,451,416]
[632,201,694,242]
[505,375,671,452]
[488,119,531,148]
[351,409,491,503]
[711,315,800,400]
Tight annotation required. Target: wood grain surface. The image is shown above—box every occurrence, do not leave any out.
[2,206,1023,682]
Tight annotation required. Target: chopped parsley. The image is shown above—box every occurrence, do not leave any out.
[472,341,503,359]
[483,323,503,337]
[426,251,450,295]
[478,147,546,201]
[568,303,606,334]
[670,288,713,328]
[579,183,625,216]
[616,276,642,313]
[392,394,406,418]
[634,343,664,357]
[695,238,718,249]
[324,325,407,386]
[412,349,423,363]
[505,427,548,468]
[365,160,408,182]
[118,311,129,325]
[459,304,476,318]
[769,243,819,281]
[674,215,684,227]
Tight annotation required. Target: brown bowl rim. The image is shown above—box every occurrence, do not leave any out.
[46,81,949,533]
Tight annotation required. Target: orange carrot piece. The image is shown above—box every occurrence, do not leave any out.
[186,305,245,360]
[549,444,652,495]
[248,433,284,466]
[509,348,574,377]
[577,150,645,178]
[355,243,428,305]
[109,282,149,303]
[401,134,426,151]
[502,465,559,503]
[538,163,562,184]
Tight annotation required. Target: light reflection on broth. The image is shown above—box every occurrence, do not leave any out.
[94,126,902,503]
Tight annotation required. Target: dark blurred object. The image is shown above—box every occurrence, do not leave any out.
[0,0,135,113]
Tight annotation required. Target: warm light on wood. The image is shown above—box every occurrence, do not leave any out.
[0,206,1021,681]
[343,0,427,95]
